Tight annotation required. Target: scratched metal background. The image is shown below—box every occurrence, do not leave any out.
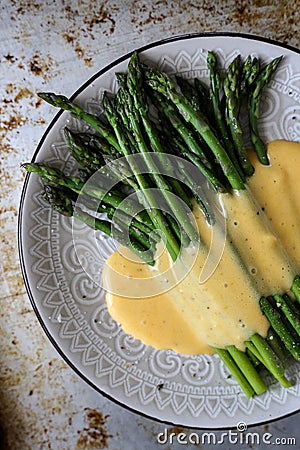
[0,1,299,449]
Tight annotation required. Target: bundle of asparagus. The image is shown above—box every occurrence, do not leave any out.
[22,50,300,397]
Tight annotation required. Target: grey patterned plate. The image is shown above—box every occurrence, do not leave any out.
[19,33,300,428]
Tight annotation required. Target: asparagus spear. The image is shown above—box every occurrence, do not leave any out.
[207,51,242,176]
[266,326,290,363]
[149,89,227,192]
[70,129,122,158]
[42,184,155,264]
[259,296,300,360]
[64,127,142,193]
[175,75,216,132]
[223,55,254,177]
[214,348,255,397]
[102,92,181,260]
[118,90,197,241]
[194,77,215,124]
[273,294,300,336]
[226,345,267,394]
[64,126,162,242]
[248,56,283,165]
[107,85,199,245]
[64,127,105,174]
[113,86,190,248]
[22,162,154,229]
[175,75,221,167]
[127,53,193,211]
[155,113,217,224]
[291,275,300,303]
[240,55,260,97]
[248,333,291,387]
[38,92,121,151]
[144,65,245,190]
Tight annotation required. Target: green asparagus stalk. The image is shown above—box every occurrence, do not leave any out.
[246,347,262,368]
[64,126,163,235]
[102,92,181,260]
[155,113,217,224]
[291,276,300,303]
[214,347,255,398]
[107,85,200,248]
[64,127,105,174]
[149,89,227,192]
[174,75,221,166]
[273,294,300,336]
[175,75,202,112]
[240,55,260,97]
[266,327,290,363]
[71,130,122,158]
[226,345,267,394]
[248,333,291,388]
[109,84,189,249]
[117,87,199,243]
[194,77,215,124]
[248,56,283,165]
[259,296,300,360]
[38,92,121,151]
[144,65,245,190]
[207,51,243,176]
[22,162,154,229]
[42,184,155,264]
[223,55,254,176]
[64,127,143,194]
[126,53,193,211]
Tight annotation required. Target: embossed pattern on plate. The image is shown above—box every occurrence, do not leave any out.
[19,34,300,428]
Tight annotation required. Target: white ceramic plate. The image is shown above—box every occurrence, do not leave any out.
[19,33,300,428]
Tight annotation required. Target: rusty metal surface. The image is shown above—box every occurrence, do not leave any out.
[0,1,299,449]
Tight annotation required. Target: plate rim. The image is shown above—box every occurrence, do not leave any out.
[18,31,300,429]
